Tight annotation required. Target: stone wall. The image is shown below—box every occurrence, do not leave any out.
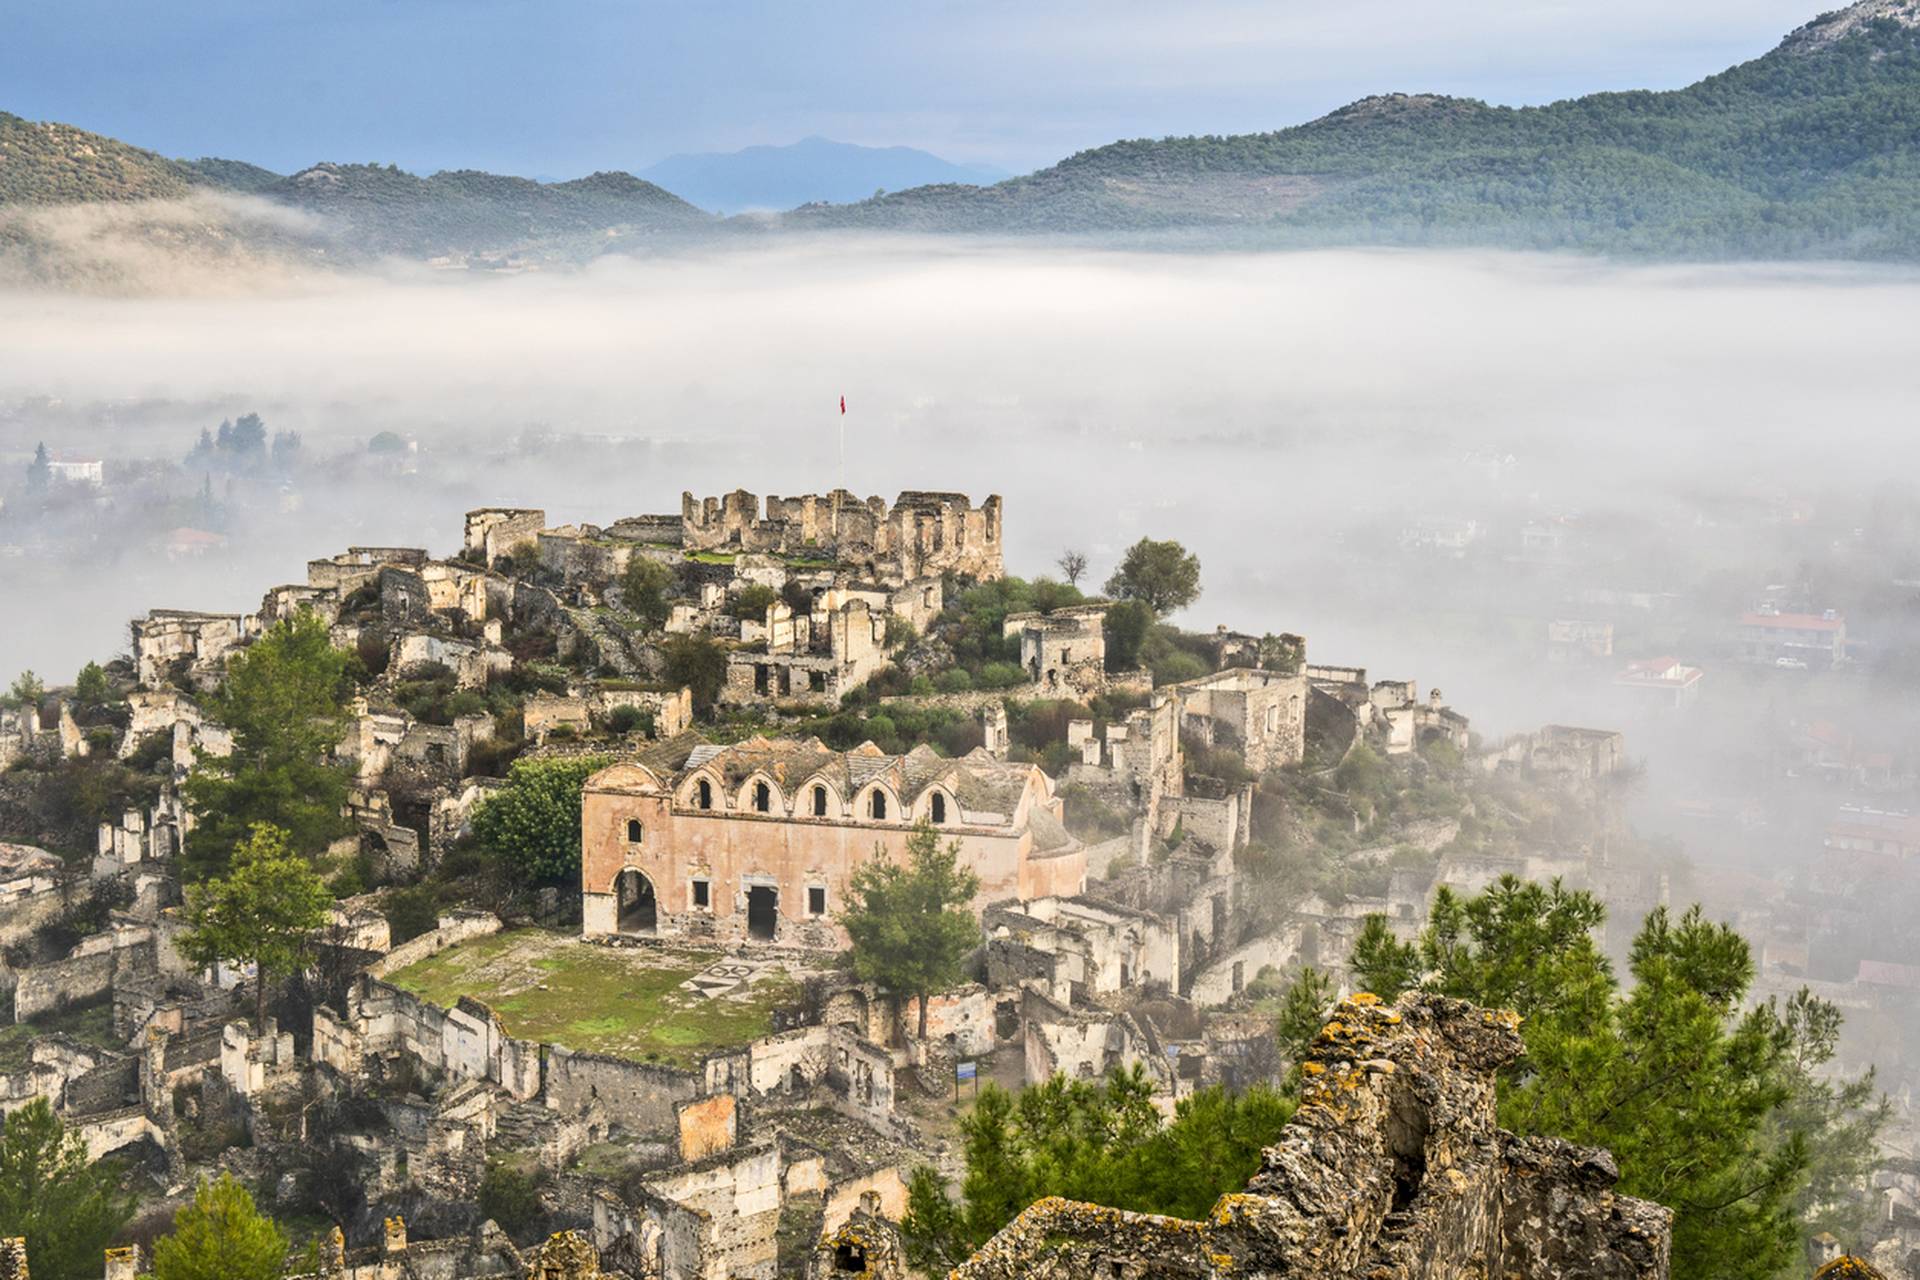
[464,507,547,563]
[14,932,154,1022]
[544,1046,701,1136]
[0,881,80,949]
[955,993,1672,1280]
[367,910,501,979]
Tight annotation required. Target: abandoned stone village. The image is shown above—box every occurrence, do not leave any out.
[0,484,1835,1279]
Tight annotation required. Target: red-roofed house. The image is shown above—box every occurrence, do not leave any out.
[1855,959,1920,992]
[1737,610,1847,669]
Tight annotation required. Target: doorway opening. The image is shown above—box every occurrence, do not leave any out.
[615,869,656,935]
[746,885,778,940]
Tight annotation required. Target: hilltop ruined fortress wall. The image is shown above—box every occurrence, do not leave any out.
[953,993,1672,1280]
[679,489,1003,582]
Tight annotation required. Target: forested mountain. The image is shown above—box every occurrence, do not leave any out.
[782,0,1920,258]
[0,117,711,264]
[233,163,712,257]
[4,0,1920,263]
[0,112,196,204]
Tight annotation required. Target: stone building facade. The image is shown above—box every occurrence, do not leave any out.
[463,506,547,564]
[1004,604,1110,699]
[721,598,889,708]
[580,735,1085,947]
[130,609,258,688]
[679,489,1003,584]
[1173,665,1308,774]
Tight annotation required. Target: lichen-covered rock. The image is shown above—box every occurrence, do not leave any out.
[951,993,1673,1280]
[810,1210,907,1278]
[524,1230,602,1280]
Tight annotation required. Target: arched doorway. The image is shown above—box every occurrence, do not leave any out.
[615,868,656,935]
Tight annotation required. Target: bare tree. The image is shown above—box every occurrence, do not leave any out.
[1057,549,1089,586]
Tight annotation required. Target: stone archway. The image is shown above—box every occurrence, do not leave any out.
[615,868,657,935]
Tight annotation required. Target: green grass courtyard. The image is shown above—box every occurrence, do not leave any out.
[384,928,804,1069]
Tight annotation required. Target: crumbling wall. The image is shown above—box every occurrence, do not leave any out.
[14,933,154,1021]
[544,1046,700,1135]
[464,507,547,564]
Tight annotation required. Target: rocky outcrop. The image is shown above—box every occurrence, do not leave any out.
[951,993,1672,1280]
[524,1231,604,1279]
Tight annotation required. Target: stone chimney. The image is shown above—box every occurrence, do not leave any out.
[982,704,1009,759]
[383,1217,407,1255]
[103,1246,139,1280]
[0,1237,27,1280]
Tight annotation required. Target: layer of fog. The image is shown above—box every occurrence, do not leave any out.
[5,240,1920,888]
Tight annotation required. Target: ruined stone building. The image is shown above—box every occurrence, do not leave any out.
[1064,692,1185,847]
[721,596,890,707]
[985,895,1182,1001]
[1307,664,1473,757]
[952,993,1673,1280]
[1480,724,1628,781]
[580,735,1085,947]
[676,489,1003,585]
[130,609,258,689]
[0,1226,624,1280]
[1004,604,1112,699]
[0,698,90,769]
[1174,665,1309,774]
[464,507,548,565]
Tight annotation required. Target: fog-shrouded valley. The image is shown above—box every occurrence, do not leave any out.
[4,4,1920,1280]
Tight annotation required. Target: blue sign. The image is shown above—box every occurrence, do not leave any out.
[956,1061,978,1081]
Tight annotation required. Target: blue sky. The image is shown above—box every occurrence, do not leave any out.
[5,0,1826,177]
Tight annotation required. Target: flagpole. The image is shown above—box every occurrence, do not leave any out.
[835,395,846,536]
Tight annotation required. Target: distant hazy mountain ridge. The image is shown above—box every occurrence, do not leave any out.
[639,136,1008,212]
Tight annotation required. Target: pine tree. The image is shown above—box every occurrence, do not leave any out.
[1349,913,1420,1001]
[151,1173,288,1280]
[180,824,333,1028]
[181,611,351,879]
[840,822,981,1039]
[25,442,50,492]
[0,1098,133,1280]
[1274,965,1334,1068]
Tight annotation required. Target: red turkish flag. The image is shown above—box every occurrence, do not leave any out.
[840,396,846,415]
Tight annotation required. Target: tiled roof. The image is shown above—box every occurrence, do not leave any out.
[1739,611,1843,632]
[632,735,1050,828]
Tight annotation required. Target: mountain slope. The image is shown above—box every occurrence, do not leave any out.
[249,162,712,257]
[780,0,1920,258]
[640,136,1008,212]
[4,0,1920,262]
[0,112,195,204]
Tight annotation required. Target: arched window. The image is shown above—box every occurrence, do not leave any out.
[869,790,887,820]
[697,778,712,810]
[813,785,828,817]
[930,793,947,824]
[625,818,643,843]
[754,780,771,813]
